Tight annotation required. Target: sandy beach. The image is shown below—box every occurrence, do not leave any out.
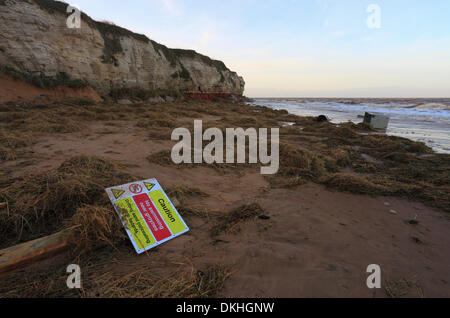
[1,98,449,298]
[0,0,449,301]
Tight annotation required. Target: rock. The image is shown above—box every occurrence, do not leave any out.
[147,97,165,104]
[117,99,133,105]
[384,202,391,206]
[389,210,398,215]
[0,1,245,97]
[229,94,239,102]
[362,154,382,164]
[326,264,338,272]
[316,115,329,122]
[279,121,295,127]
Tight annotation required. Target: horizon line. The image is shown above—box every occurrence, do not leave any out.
[247,96,450,99]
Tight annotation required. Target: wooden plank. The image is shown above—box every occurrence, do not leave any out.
[0,197,182,276]
[0,230,69,275]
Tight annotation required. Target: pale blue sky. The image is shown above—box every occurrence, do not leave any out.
[71,0,450,97]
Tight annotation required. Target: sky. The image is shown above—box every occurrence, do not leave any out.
[70,0,450,98]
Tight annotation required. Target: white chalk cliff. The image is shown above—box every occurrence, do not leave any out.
[0,0,245,96]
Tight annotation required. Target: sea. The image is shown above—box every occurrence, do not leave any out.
[250,98,450,154]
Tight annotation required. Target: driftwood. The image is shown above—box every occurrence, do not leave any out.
[0,230,69,275]
[0,197,182,276]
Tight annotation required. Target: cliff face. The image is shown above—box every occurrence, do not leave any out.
[0,0,245,97]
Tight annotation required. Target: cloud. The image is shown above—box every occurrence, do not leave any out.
[199,31,214,48]
[331,30,348,37]
[161,0,182,16]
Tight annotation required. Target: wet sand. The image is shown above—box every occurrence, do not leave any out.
[253,98,450,154]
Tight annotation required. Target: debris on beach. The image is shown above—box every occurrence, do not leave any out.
[408,219,420,225]
[316,115,329,123]
[0,155,136,248]
[0,99,448,298]
[211,203,265,236]
[363,112,390,130]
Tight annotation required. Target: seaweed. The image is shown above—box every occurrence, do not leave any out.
[211,203,264,236]
[0,155,136,247]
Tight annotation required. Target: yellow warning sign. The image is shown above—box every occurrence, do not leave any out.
[144,182,155,192]
[106,178,190,254]
[116,197,155,250]
[112,189,125,199]
[149,190,187,235]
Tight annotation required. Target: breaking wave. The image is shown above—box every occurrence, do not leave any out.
[406,103,450,111]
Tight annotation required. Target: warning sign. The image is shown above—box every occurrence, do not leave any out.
[144,182,155,192]
[106,179,189,254]
[112,189,125,199]
[129,183,143,194]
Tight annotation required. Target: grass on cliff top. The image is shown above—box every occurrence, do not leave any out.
[33,0,147,66]
[33,0,229,72]
[33,0,149,43]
